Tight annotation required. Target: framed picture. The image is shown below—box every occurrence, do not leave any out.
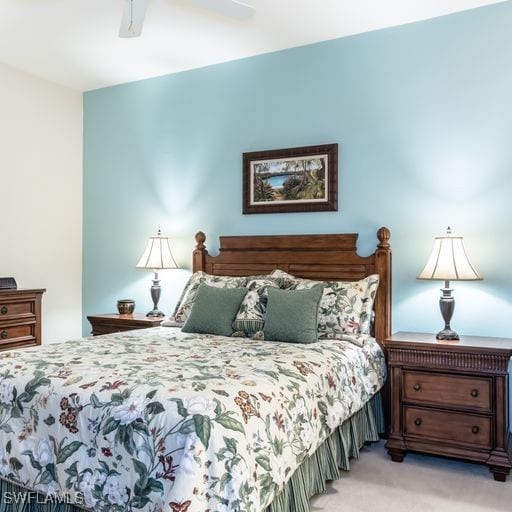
[243,143,338,214]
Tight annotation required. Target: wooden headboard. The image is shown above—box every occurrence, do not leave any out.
[192,227,392,345]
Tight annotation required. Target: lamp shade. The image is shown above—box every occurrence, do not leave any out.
[417,227,482,281]
[136,230,179,270]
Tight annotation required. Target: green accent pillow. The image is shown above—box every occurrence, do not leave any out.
[263,285,324,343]
[171,271,247,325]
[182,283,247,337]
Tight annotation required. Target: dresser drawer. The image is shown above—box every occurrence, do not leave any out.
[0,300,35,321]
[0,324,35,344]
[404,406,491,448]
[403,371,491,412]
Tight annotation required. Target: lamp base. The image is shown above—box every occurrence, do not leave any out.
[146,308,165,318]
[146,271,165,318]
[436,328,460,341]
[437,281,459,341]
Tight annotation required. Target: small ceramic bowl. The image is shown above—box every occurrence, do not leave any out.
[117,299,135,315]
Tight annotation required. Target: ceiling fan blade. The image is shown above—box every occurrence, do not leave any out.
[119,0,148,38]
[187,0,255,20]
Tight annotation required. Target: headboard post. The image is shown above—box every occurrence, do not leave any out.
[374,227,392,343]
[193,231,207,272]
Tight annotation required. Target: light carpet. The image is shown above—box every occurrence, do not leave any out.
[309,441,511,512]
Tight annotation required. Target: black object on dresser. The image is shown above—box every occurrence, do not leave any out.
[0,277,17,289]
[87,313,163,336]
[384,331,512,481]
[0,288,45,350]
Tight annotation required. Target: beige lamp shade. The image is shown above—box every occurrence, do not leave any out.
[136,230,179,270]
[417,227,482,281]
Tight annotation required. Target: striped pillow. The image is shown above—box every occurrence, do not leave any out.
[232,278,280,335]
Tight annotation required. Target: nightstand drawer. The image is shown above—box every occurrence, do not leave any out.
[403,371,491,412]
[404,406,491,448]
[0,300,34,320]
[0,324,35,344]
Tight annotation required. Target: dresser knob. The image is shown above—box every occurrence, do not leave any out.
[0,330,8,339]
[470,389,479,398]
[0,306,7,315]
[472,426,479,434]
[414,418,422,426]
[413,383,421,391]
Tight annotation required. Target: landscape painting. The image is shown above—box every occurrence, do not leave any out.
[243,144,338,214]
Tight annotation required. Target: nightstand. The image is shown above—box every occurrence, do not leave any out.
[87,313,163,336]
[384,331,512,481]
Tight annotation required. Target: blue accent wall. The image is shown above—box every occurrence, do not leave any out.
[83,2,512,338]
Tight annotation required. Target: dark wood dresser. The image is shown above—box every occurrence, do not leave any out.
[87,313,162,336]
[0,288,45,350]
[384,331,512,481]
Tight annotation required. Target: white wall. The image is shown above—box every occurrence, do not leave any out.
[0,62,82,343]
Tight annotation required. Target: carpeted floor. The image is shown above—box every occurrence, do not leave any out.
[309,441,511,511]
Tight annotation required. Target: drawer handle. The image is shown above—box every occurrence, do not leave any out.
[472,426,480,434]
[470,389,479,398]
[0,306,8,315]
[413,383,421,391]
[414,418,422,426]
[0,330,8,339]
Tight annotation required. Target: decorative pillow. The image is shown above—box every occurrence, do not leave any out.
[318,275,379,336]
[182,284,247,337]
[263,285,324,343]
[269,269,379,336]
[268,268,296,288]
[171,271,247,325]
[232,278,280,335]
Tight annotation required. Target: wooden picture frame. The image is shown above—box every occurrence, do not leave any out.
[243,143,338,214]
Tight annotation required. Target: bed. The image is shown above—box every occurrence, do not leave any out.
[0,227,392,512]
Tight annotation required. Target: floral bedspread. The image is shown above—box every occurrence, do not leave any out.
[0,327,385,512]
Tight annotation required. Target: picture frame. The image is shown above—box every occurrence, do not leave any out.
[243,143,338,214]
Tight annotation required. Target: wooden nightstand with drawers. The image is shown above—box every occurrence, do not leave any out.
[384,332,512,481]
[87,313,163,336]
[0,288,45,350]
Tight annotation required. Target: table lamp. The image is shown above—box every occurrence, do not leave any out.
[136,230,179,317]
[417,227,482,340]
